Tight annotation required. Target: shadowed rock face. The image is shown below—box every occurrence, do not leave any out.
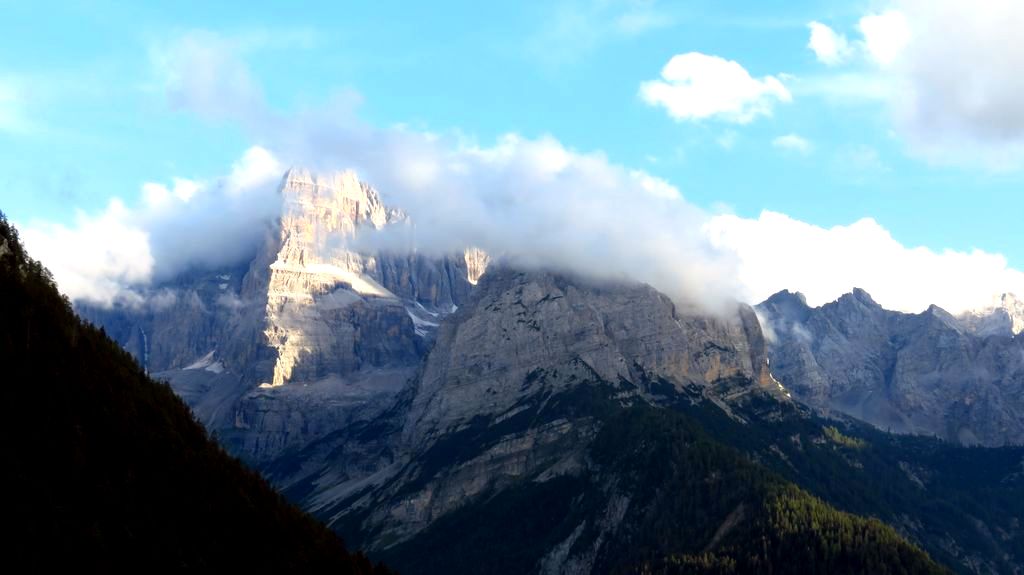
[757,289,1024,446]
[404,268,776,449]
[78,168,485,462]
[265,267,784,553]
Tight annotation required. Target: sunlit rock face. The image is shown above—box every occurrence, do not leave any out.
[757,289,1024,446]
[261,168,406,388]
[79,168,487,462]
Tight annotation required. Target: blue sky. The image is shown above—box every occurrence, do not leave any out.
[3,0,1023,313]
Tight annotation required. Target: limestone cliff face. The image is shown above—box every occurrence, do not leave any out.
[261,168,404,388]
[757,289,1024,446]
[260,168,485,389]
[79,168,487,462]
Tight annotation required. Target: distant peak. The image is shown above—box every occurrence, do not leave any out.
[959,292,1024,336]
[851,287,873,301]
[924,303,957,321]
[761,289,808,307]
[837,287,881,309]
[756,289,811,323]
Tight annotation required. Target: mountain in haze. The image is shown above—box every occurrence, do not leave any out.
[72,170,1024,573]
[756,289,1024,446]
[958,293,1024,338]
[0,213,390,572]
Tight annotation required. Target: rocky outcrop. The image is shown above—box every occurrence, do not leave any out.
[757,289,1024,446]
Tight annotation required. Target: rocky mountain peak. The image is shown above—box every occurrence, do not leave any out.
[764,289,808,306]
[958,292,1024,337]
[277,167,394,251]
[759,289,811,324]
[845,287,881,307]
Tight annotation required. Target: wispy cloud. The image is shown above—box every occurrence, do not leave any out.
[526,0,674,66]
[772,133,812,154]
[716,130,738,150]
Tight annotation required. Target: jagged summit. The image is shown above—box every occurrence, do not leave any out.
[756,285,1024,446]
[759,289,812,324]
[763,289,808,305]
[835,287,882,309]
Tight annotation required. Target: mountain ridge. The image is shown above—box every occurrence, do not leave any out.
[757,287,1024,446]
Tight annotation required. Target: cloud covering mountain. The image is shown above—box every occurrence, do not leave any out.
[17,28,1024,315]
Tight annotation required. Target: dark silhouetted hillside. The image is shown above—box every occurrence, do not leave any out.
[0,212,390,572]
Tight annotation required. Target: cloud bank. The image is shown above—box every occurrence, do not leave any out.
[808,0,1024,167]
[21,31,743,310]
[21,146,283,305]
[20,29,1024,318]
[705,211,1024,314]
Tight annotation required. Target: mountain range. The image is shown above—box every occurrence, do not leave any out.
[65,170,1024,573]
[757,289,1024,446]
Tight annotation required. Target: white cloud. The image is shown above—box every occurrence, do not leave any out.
[629,169,681,199]
[858,10,911,68]
[807,1,1024,167]
[640,52,792,124]
[887,0,1024,166]
[772,133,812,154]
[21,145,284,305]
[349,132,737,310]
[227,145,284,192]
[807,21,852,66]
[20,199,154,305]
[704,210,1024,314]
